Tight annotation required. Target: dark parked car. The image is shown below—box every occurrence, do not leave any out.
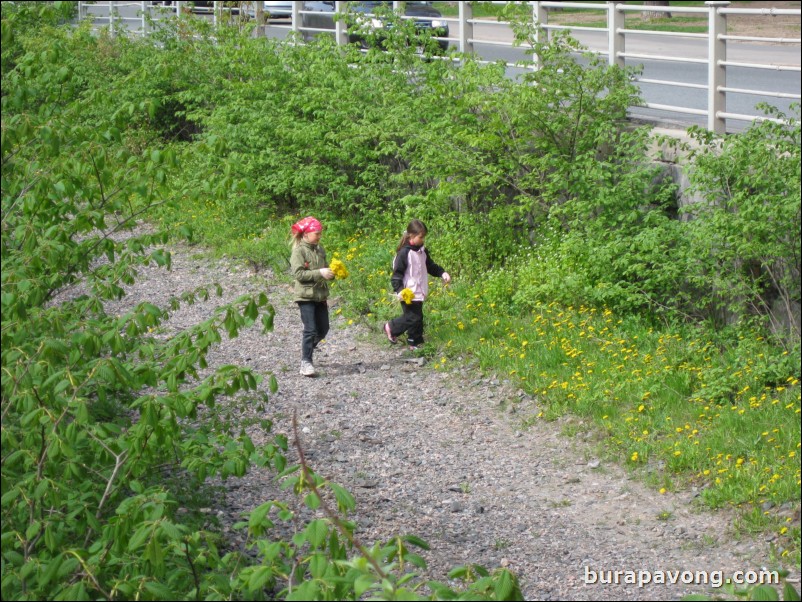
[300,1,449,51]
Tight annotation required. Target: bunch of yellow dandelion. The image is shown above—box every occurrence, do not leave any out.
[329,258,348,279]
[400,288,414,305]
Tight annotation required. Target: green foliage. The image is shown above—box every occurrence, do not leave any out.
[681,105,801,334]
[1,7,280,599]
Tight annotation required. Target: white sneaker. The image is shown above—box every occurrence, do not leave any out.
[300,361,316,377]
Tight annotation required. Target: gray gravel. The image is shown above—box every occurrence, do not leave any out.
[110,241,795,601]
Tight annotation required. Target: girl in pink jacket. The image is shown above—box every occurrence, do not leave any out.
[384,220,451,349]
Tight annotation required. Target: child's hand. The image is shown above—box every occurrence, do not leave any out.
[442,272,451,284]
[320,268,335,280]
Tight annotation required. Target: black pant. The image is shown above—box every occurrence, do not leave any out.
[297,301,329,362]
[388,301,424,345]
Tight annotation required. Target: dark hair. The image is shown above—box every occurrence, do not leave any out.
[396,219,428,252]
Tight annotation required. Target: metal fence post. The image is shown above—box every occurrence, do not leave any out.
[608,2,625,68]
[334,1,347,46]
[531,1,546,71]
[291,1,300,34]
[459,1,473,56]
[707,1,729,134]
[109,0,116,38]
[141,1,148,37]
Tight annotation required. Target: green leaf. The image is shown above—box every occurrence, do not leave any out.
[354,574,377,598]
[448,566,469,580]
[402,534,430,550]
[309,553,328,579]
[783,582,801,602]
[247,566,274,592]
[143,581,174,598]
[285,582,319,601]
[330,483,355,513]
[1,486,21,505]
[406,553,427,569]
[128,524,151,551]
[304,492,321,511]
[39,554,64,589]
[305,519,328,548]
[249,501,273,529]
[494,569,520,601]
[749,585,780,601]
[145,537,165,573]
[25,521,42,541]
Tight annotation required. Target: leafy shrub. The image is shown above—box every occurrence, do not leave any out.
[682,105,801,335]
[1,9,279,598]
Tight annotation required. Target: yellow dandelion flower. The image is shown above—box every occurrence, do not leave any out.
[400,288,414,305]
[329,258,349,279]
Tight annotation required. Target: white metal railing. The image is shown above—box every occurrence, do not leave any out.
[75,1,802,134]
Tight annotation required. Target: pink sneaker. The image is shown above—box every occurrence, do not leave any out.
[384,322,397,344]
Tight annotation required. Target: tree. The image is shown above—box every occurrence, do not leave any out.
[643,0,671,20]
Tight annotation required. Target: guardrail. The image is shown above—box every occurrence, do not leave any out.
[76,1,801,134]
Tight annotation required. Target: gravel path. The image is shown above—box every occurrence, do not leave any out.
[115,242,794,601]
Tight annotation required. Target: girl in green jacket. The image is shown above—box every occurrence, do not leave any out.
[290,216,334,376]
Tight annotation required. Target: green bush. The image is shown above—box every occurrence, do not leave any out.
[682,105,801,334]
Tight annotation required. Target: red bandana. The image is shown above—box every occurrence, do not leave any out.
[291,216,322,235]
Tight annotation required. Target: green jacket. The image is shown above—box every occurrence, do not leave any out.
[290,240,329,303]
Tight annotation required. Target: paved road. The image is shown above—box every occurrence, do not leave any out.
[79,4,801,132]
[463,22,801,132]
